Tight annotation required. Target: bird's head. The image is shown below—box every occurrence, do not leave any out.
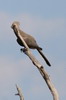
[11,21,20,30]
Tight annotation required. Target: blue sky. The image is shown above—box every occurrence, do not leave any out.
[0,0,66,100]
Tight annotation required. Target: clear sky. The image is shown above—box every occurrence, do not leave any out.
[0,0,66,100]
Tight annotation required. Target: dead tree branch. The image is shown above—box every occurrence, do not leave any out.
[14,25,59,100]
[15,85,24,100]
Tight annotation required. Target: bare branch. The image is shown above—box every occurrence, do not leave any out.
[15,85,24,100]
[14,24,59,100]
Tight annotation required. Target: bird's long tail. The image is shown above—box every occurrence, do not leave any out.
[37,49,51,66]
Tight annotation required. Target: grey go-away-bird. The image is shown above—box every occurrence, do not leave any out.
[11,21,51,66]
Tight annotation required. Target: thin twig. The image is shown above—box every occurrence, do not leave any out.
[15,85,24,100]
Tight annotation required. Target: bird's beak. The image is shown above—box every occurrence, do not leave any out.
[11,24,15,29]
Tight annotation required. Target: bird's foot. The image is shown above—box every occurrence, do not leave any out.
[20,48,24,52]
[20,48,27,52]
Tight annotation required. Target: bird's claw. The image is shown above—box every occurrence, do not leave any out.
[20,48,23,52]
[20,48,27,52]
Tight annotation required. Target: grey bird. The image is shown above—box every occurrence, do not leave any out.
[11,21,51,66]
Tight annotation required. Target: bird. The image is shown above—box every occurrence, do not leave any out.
[11,21,51,66]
